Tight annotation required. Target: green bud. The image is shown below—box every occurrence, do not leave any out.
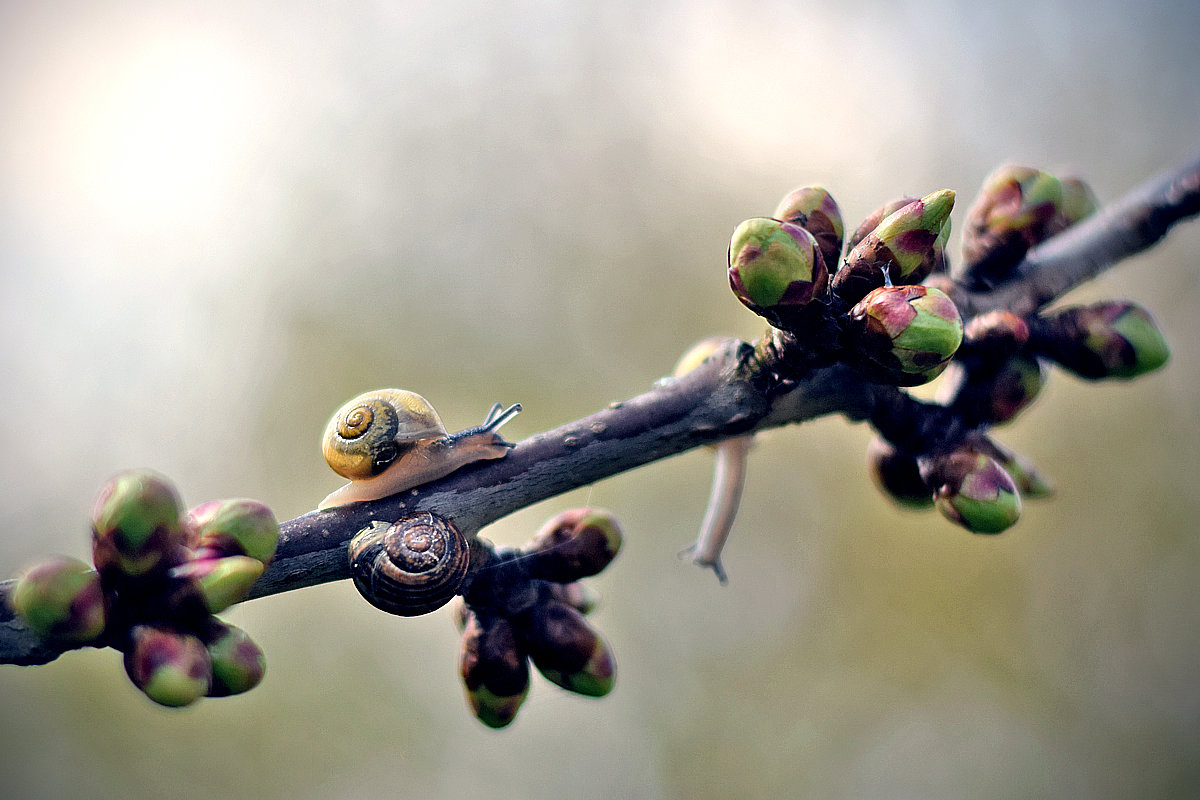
[728,218,829,324]
[1034,302,1169,380]
[846,197,916,254]
[960,165,1064,287]
[169,555,264,614]
[459,609,530,728]
[9,556,106,643]
[1057,176,1099,228]
[866,437,933,509]
[844,285,963,386]
[771,185,844,272]
[976,438,1053,499]
[124,624,212,707]
[523,601,615,697]
[205,621,266,697]
[185,499,279,565]
[924,450,1022,534]
[938,354,1044,426]
[524,508,623,583]
[91,470,185,577]
[832,190,955,303]
[547,581,601,616]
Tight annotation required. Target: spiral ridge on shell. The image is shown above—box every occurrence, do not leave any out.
[348,512,470,616]
[322,389,446,480]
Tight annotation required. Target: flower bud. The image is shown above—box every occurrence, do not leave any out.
[124,624,212,707]
[92,470,186,577]
[728,218,829,325]
[866,437,933,509]
[922,449,1022,534]
[845,197,916,254]
[9,556,106,643]
[185,499,279,565]
[169,555,264,614]
[963,311,1031,353]
[960,165,1064,287]
[523,600,615,697]
[459,609,530,728]
[975,438,1052,499]
[204,621,266,697]
[1033,302,1169,380]
[938,354,1044,426]
[524,508,623,584]
[844,285,963,386]
[1056,176,1099,228]
[832,190,955,303]
[547,581,601,616]
[771,185,844,272]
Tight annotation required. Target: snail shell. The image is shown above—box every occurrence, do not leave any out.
[348,512,470,616]
[319,389,521,509]
[323,389,446,481]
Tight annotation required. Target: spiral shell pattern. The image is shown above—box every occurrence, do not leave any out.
[322,389,447,480]
[348,512,470,616]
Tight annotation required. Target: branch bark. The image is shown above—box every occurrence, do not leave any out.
[4,150,1199,666]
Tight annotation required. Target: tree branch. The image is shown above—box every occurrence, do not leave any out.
[4,150,1199,667]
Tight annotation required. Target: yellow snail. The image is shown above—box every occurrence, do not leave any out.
[348,512,471,616]
[319,389,521,509]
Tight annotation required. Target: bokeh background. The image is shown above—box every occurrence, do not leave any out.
[2,1,1198,797]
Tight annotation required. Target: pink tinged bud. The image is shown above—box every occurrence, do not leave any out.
[846,197,917,254]
[9,556,106,643]
[845,285,963,386]
[728,218,829,323]
[771,185,845,272]
[832,190,955,303]
[977,439,1053,499]
[866,437,933,509]
[524,601,615,697]
[924,450,1022,534]
[459,610,530,728]
[964,311,1031,351]
[91,470,186,577]
[124,625,212,707]
[185,499,279,565]
[169,555,264,614]
[1037,302,1169,380]
[960,165,1065,286]
[524,508,623,584]
[205,622,266,697]
[937,354,1044,426]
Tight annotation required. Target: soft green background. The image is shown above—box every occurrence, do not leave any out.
[2,1,1198,797]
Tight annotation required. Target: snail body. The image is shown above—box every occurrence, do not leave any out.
[320,389,521,509]
[348,512,470,615]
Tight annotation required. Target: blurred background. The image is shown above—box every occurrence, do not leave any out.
[1,0,1198,797]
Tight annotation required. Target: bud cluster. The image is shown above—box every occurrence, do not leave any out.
[7,470,278,707]
[728,185,964,388]
[454,508,622,728]
[867,434,1047,534]
[725,166,1169,538]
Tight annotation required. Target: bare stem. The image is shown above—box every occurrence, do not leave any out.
[4,149,1198,667]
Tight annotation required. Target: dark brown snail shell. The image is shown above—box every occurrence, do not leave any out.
[348,512,470,616]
